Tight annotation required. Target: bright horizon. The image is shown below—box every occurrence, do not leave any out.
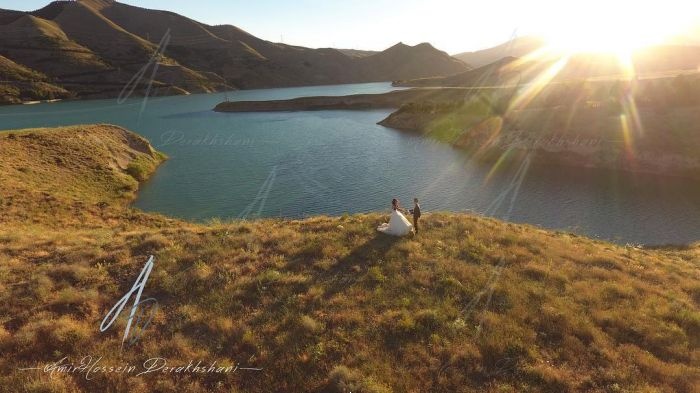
[3,0,700,54]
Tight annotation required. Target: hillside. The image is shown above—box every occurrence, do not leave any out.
[383,75,700,179]
[0,13,114,101]
[392,56,534,87]
[0,124,168,227]
[633,45,700,74]
[0,0,468,103]
[455,36,545,68]
[0,54,70,104]
[357,42,469,81]
[337,48,379,58]
[0,1,224,101]
[406,43,700,88]
[455,36,700,75]
[1,125,699,392]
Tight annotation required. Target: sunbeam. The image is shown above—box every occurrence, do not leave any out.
[507,56,569,112]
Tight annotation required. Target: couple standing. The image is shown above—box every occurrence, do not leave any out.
[377,198,421,236]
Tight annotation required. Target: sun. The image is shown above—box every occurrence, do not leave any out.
[536,2,695,57]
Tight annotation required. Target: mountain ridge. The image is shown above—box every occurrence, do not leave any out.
[0,0,469,104]
[454,36,545,67]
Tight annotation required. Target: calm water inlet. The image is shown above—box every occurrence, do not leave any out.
[1,82,698,245]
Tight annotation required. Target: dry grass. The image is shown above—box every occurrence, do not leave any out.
[0,125,698,392]
[0,124,169,227]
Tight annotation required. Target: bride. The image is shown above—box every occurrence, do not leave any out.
[377,198,414,236]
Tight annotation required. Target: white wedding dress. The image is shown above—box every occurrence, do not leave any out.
[377,209,413,236]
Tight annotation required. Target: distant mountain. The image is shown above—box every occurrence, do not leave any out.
[632,45,700,73]
[669,26,700,46]
[0,0,468,104]
[336,49,378,58]
[394,56,528,87]
[398,44,700,88]
[454,36,545,68]
[358,42,469,81]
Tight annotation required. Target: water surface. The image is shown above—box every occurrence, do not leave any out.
[1,82,698,245]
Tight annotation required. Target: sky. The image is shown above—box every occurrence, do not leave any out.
[3,0,699,54]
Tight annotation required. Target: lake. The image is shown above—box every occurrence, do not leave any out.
[1,82,698,245]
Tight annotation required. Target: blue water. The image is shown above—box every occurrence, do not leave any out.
[1,82,699,245]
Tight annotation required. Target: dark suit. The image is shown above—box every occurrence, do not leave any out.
[412,204,421,233]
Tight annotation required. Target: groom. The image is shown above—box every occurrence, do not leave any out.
[410,198,421,234]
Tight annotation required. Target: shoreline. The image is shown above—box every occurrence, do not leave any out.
[1,81,402,108]
[213,87,497,112]
[212,85,700,181]
[20,98,63,105]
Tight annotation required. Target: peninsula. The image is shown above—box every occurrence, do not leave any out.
[214,73,700,179]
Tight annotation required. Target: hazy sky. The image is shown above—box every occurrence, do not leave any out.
[3,0,699,54]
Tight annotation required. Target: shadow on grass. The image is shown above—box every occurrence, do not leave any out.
[318,232,403,300]
[237,230,405,328]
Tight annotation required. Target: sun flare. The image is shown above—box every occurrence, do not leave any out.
[544,25,663,56]
[538,2,697,56]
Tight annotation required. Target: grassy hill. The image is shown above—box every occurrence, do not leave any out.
[1,1,222,100]
[0,125,698,392]
[0,13,116,98]
[0,124,167,226]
